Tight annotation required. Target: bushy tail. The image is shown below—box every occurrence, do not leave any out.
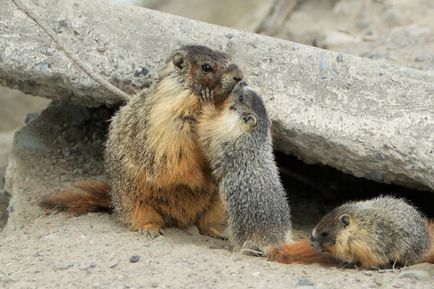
[40,180,112,215]
[422,220,434,264]
[267,239,339,266]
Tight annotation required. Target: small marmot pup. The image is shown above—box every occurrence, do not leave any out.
[310,196,434,269]
[196,83,338,264]
[41,45,243,239]
[197,82,292,253]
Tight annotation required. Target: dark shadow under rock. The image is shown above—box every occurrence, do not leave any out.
[0,191,9,229]
[277,151,434,236]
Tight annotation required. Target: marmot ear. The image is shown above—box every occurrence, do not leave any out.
[338,214,351,228]
[173,52,186,70]
[243,114,257,127]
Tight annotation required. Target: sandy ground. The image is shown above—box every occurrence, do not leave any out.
[1,214,434,289]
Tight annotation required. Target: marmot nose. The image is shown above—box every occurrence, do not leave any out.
[310,235,320,250]
[228,64,243,82]
[310,235,316,243]
[233,75,243,82]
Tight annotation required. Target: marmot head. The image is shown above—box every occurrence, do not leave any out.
[310,206,352,254]
[164,45,243,103]
[226,81,270,138]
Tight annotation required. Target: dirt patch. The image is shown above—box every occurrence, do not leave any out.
[1,215,433,289]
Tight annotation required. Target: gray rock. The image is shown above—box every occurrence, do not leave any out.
[0,0,433,195]
[129,255,140,263]
[4,102,109,231]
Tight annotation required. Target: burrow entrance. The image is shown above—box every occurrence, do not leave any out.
[276,151,434,237]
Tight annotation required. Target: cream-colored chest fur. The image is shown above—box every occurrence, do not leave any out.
[146,77,208,187]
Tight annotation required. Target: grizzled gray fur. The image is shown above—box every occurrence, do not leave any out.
[199,82,292,253]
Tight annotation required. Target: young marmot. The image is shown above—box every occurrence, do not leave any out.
[310,196,434,269]
[41,45,243,238]
[196,83,340,264]
[197,82,292,253]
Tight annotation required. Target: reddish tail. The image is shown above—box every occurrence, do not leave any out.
[423,220,434,264]
[267,239,338,266]
[40,180,112,215]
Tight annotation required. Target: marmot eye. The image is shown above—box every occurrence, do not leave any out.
[321,231,329,237]
[202,64,213,72]
[238,94,243,101]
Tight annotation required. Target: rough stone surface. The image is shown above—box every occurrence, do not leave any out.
[0,86,51,229]
[4,102,109,231]
[1,0,433,192]
[0,131,14,229]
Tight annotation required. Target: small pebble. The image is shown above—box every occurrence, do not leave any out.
[134,67,149,77]
[297,278,314,286]
[130,255,140,263]
[89,262,97,268]
[225,33,234,39]
[97,46,107,53]
[374,277,383,286]
[57,262,74,270]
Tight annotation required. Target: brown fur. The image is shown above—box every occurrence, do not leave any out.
[332,220,386,268]
[267,239,338,265]
[40,180,111,215]
[422,220,434,263]
[311,197,432,269]
[41,46,242,239]
[107,78,225,236]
